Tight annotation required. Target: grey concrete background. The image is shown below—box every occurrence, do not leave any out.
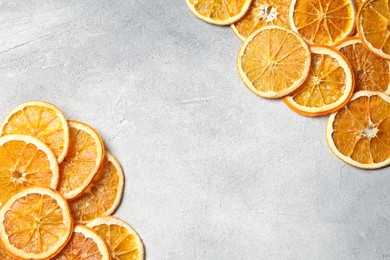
[0,1,389,259]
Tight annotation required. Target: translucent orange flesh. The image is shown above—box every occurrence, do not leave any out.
[58,126,99,196]
[339,41,389,92]
[3,193,67,254]
[54,231,103,260]
[2,106,66,160]
[70,159,121,223]
[291,52,346,107]
[293,0,355,45]
[0,141,54,207]
[234,0,291,38]
[332,95,390,164]
[93,224,141,260]
[189,0,247,21]
[241,28,309,92]
[360,0,390,55]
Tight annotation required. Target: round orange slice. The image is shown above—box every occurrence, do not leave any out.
[0,134,59,207]
[231,0,292,41]
[53,225,110,260]
[336,37,390,94]
[0,187,73,260]
[356,0,390,60]
[290,0,356,45]
[284,45,354,116]
[0,101,69,163]
[327,91,390,169]
[70,152,124,224]
[186,0,253,26]
[237,25,311,98]
[58,121,104,200]
[88,216,144,260]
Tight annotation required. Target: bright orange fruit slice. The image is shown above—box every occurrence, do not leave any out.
[0,101,69,163]
[0,135,59,207]
[186,0,253,25]
[284,45,354,116]
[336,37,390,94]
[0,187,73,260]
[237,25,311,98]
[356,0,390,60]
[290,0,356,45]
[58,121,104,200]
[53,225,110,260]
[70,152,125,224]
[327,91,390,169]
[88,216,144,260]
[231,0,292,40]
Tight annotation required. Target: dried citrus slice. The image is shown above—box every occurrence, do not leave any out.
[336,37,390,94]
[231,0,292,40]
[0,101,69,163]
[0,187,72,260]
[290,0,356,45]
[0,135,59,207]
[53,225,110,260]
[284,45,354,116]
[237,25,311,98]
[88,216,144,260]
[186,0,253,25]
[327,91,390,169]
[356,0,390,60]
[70,152,124,224]
[58,121,104,200]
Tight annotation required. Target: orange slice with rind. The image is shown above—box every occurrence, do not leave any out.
[0,101,69,163]
[284,45,354,116]
[70,152,125,224]
[327,91,390,169]
[58,121,104,200]
[0,134,59,207]
[0,187,73,260]
[237,25,311,98]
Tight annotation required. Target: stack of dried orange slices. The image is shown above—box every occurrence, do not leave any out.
[187,0,390,170]
[0,101,144,259]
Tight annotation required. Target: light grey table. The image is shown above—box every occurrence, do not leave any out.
[0,1,389,259]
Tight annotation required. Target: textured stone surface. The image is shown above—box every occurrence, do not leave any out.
[0,1,389,259]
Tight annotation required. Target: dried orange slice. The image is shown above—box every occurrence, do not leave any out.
[0,187,72,260]
[327,91,390,169]
[356,0,390,60]
[58,121,104,200]
[88,216,144,260]
[284,45,354,116]
[70,152,124,224]
[336,37,390,94]
[237,25,311,98]
[0,135,59,207]
[231,0,292,40]
[0,101,69,163]
[290,0,356,45]
[53,225,110,260]
[186,0,253,26]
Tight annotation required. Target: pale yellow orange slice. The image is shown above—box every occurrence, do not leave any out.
[88,216,144,260]
[0,101,69,163]
[290,0,356,45]
[284,45,354,116]
[327,91,390,169]
[0,135,59,208]
[58,121,104,200]
[0,187,72,260]
[237,25,311,98]
[70,152,124,224]
[356,0,390,60]
[186,0,253,25]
